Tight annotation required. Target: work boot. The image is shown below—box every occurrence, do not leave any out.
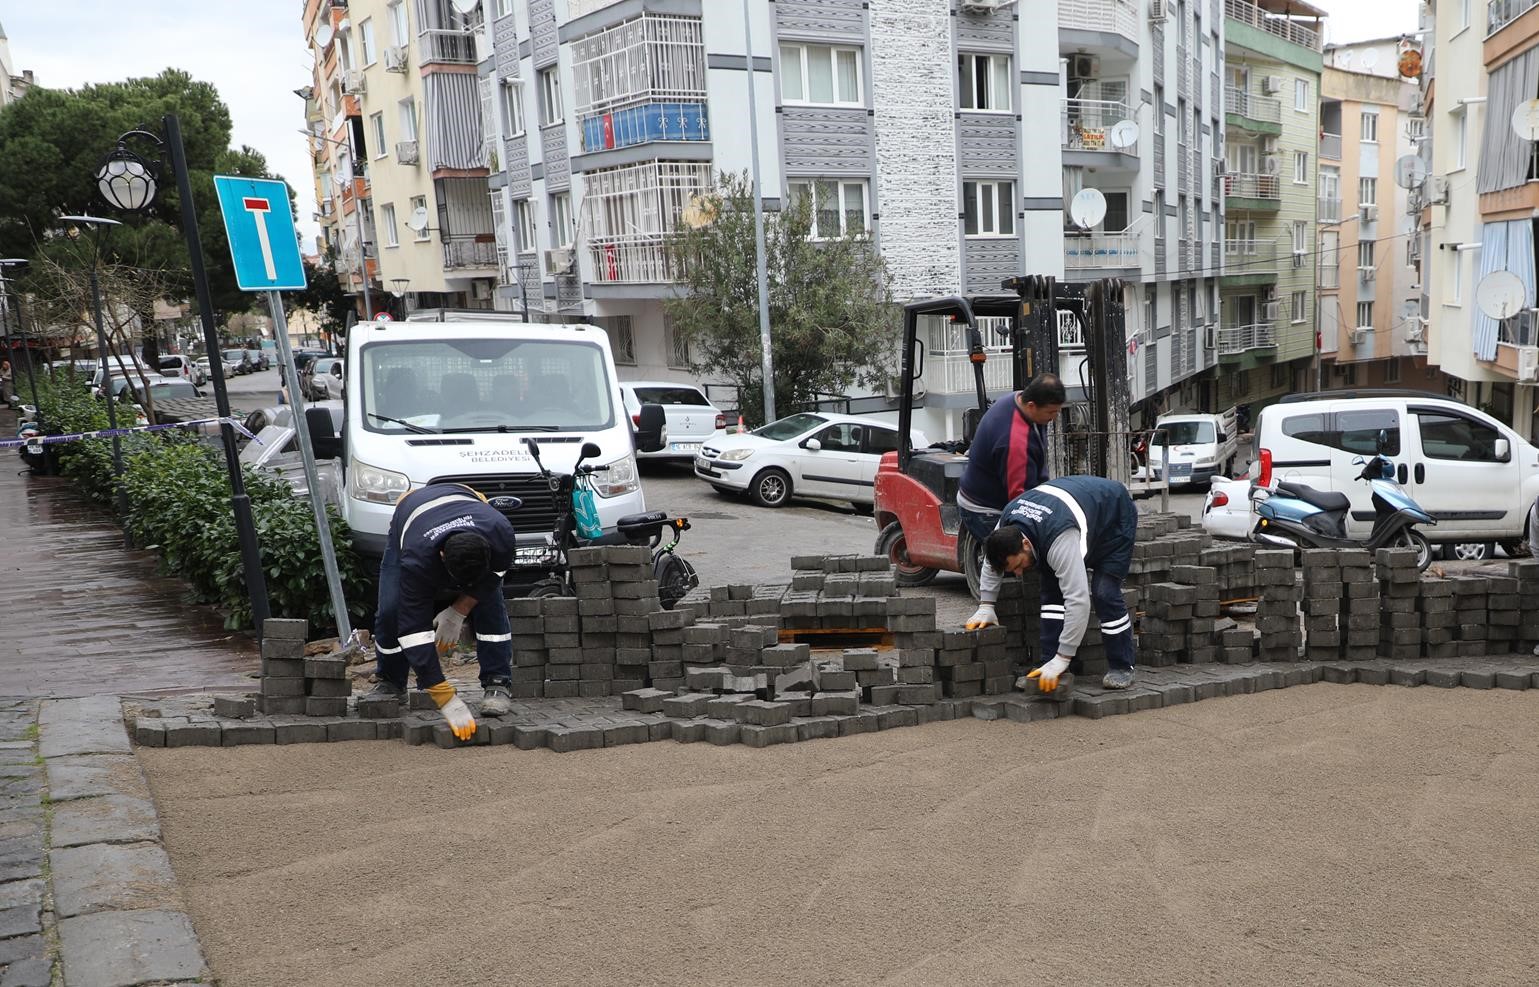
[1102,669,1135,690]
[479,682,514,717]
[364,680,406,701]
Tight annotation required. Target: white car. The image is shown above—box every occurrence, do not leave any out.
[695,412,927,509]
[1201,474,1256,541]
[620,381,725,460]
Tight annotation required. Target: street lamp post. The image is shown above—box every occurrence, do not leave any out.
[740,0,776,425]
[57,216,129,519]
[301,130,374,322]
[97,114,271,635]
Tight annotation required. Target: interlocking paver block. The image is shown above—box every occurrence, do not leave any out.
[733,700,792,726]
[58,909,207,986]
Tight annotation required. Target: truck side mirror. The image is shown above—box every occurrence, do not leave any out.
[1495,437,1511,462]
[635,403,666,453]
[1217,432,1229,444]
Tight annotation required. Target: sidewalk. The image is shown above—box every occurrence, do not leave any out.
[0,408,256,699]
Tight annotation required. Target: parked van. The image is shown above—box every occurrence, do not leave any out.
[1255,389,1539,549]
[1147,408,1241,489]
[322,318,665,590]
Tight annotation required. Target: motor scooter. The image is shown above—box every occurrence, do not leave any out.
[1250,446,1435,571]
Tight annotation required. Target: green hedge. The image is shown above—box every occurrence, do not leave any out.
[35,377,371,633]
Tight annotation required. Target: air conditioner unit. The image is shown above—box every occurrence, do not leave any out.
[1213,158,1227,176]
[1519,345,1539,382]
[384,46,408,73]
[395,140,419,165]
[1262,155,1281,175]
[1150,0,1168,19]
[1262,300,1281,322]
[1428,175,1450,204]
[1262,75,1284,95]
[1359,204,1378,222]
[1069,54,1099,79]
[1404,319,1426,343]
[319,196,334,214]
[545,247,575,275]
[1359,265,1376,281]
[344,70,366,95]
[1262,136,1280,154]
[1350,327,1371,345]
[1292,251,1306,269]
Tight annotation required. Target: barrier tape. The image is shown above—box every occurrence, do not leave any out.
[3,416,262,450]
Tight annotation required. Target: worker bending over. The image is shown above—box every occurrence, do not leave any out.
[983,476,1138,692]
[958,374,1066,631]
[367,483,518,738]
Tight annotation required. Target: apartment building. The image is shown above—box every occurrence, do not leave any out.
[1317,40,1437,391]
[1216,0,1324,412]
[0,21,35,107]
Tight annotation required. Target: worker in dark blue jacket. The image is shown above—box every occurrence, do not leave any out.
[366,483,518,738]
[958,373,1066,630]
[983,476,1139,692]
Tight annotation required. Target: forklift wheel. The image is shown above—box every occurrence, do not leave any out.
[876,522,939,586]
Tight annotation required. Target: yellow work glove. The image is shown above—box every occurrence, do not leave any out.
[965,604,998,631]
[425,681,477,741]
[1026,654,1072,693]
[433,606,467,656]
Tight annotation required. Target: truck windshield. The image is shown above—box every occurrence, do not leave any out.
[1155,421,1215,445]
[360,338,615,434]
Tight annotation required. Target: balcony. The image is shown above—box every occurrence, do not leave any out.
[1224,238,1279,275]
[1320,132,1342,159]
[924,346,1016,397]
[1065,231,1141,272]
[442,236,498,270]
[1062,99,1139,158]
[1224,0,1322,51]
[1217,322,1278,357]
[1224,172,1281,203]
[569,0,627,18]
[1318,195,1341,222]
[419,28,476,64]
[1060,0,1139,46]
[1225,86,1282,127]
[1489,0,1539,35]
[588,233,678,284]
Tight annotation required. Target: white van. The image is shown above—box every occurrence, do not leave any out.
[1255,390,1539,549]
[325,319,664,586]
[1147,408,1241,489]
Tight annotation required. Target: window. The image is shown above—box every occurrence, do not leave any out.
[814,422,863,453]
[788,179,870,238]
[1153,84,1164,133]
[398,98,418,143]
[493,0,513,17]
[338,36,353,72]
[600,316,636,366]
[1291,290,1307,323]
[387,1,408,45]
[1359,177,1377,205]
[864,426,900,456]
[500,81,525,137]
[1358,239,1374,269]
[370,112,386,157]
[1320,230,1340,289]
[380,204,399,247]
[1415,409,1503,461]
[1460,0,1471,29]
[1385,360,1401,384]
[962,180,1015,236]
[539,67,563,126]
[409,194,429,240]
[1292,220,1308,255]
[959,53,1012,112]
[1356,300,1373,328]
[664,314,692,369]
[1407,116,1426,140]
[1284,410,1400,455]
[1295,78,1309,112]
[1454,108,1468,169]
[359,18,377,65]
[1445,248,1462,305]
[1271,364,1289,389]
[1360,110,1378,143]
[552,192,574,248]
[779,44,862,105]
[1293,151,1309,184]
[1103,191,1130,232]
[513,199,536,253]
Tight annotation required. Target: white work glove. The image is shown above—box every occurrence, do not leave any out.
[965,604,998,631]
[433,606,467,656]
[1026,654,1072,693]
[425,682,477,741]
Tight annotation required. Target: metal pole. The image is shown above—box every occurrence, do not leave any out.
[354,187,373,320]
[8,286,42,423]
[89,263,127,504]
[0,276,13,410]
[164,112,271,635]
[265,290,351,639]
[741,0,775,425]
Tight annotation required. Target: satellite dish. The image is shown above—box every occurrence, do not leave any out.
[1476,270,1527,321]
[1107,120,1140,150]
[1360,48,1380,71]
[450,0,480,13]
[406,206,430,233]
[1339,49,1353,66]
[314,18,334,48]
[1069,188,1107,230]
[1395,154,1429,189]
[1512,99,1539,141]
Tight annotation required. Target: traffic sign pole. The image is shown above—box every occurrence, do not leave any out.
[265,290,351,641]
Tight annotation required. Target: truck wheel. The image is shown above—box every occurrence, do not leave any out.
[876,522,938,587]
[527,578,572,599]
[750,468,792,508]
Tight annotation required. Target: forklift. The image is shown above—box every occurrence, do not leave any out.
[872,276,1133,598]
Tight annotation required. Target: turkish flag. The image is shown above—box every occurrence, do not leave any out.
[603,114,615,150]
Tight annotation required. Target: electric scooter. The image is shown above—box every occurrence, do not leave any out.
[1250,446,1435,571]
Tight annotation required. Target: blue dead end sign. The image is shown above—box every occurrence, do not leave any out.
[213,175,307,292]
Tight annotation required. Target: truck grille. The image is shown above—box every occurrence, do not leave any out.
[428,473,560,536]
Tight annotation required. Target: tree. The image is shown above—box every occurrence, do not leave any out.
[663,171,897,425]
[0,69,292,317]
[283,259,353,352]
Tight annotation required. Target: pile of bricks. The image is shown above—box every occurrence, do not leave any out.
[1201,544,1258,602]
[1486,573,1521,656]
[1253,549,1302,661]
[1376,548,1422,659]
[1450,575,1490,658]
[1515,560,1539,649]
[932,627,1012,699]
[994,572,1039,662]
[776,555,898,631]
[1300,550,1343,660]
[1337,550,1378,660]
[1417,574,1457,659]
[1139,582,1197,667]
[254,619,350,715]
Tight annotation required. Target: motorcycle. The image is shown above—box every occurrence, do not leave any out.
[1250,445,1434,571]
[522,438,699,608]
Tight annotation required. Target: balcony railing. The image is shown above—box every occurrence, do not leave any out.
[1318,195,1341,222]
[1224,86,1281,124]
[1320,132,1342,159]
[1224,172,1281,199]
[1224,0,1321,50]
[1065,232,1141,270]
[588,233,678,284]
[1063,99,1137,154]
[1489,0,1539,34]
[442,237,498,270]
[1217,322,1278,355]
[419,28,476,64]
[1060,0,1138,43]
[1224,238,1279,271]
[924,347,1016,396]
[568,0,627,18]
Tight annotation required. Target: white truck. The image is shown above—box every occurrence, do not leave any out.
[1146,408,1241,490]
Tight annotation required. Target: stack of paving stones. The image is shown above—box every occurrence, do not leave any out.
[994,573,1039,664]
[1485,573,1521,656]
[1338,549,1379,660]
[506,598,547,698]
[1375,548,1423,661]
[1450,574,1491,658]
[1514,560,1539,651]
[1202,544,1258,601]
[1300,550,1344,661]
[1417,574,1458,660]
[1253,549,1303,661]
[255,618,312,715]
[1171,564,1220,664]
[1138,582,1196,667]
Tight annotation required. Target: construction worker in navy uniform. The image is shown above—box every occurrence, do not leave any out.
[983,476,1139,692]
[365,483,518,738]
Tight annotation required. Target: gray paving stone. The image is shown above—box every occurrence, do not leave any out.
[0,934,44,967]
[0,955,53,987]
[0,900,41,938]
[0,837,43,883]
[0,878,43,911]
[50,842,178,918]
[58,909,207,987]
[38,697,130,759]
[49,795,159,849]
[45,756,147,803]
